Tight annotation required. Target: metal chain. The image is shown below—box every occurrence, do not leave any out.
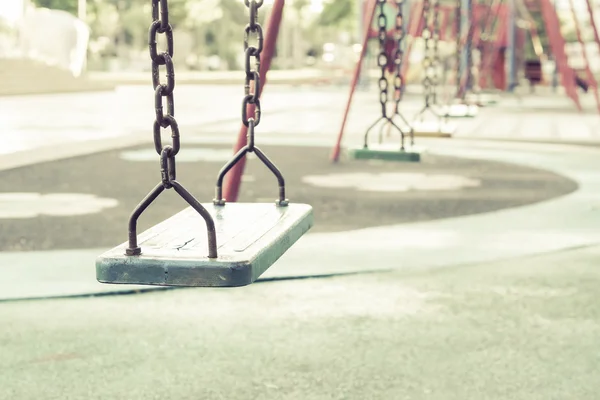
[460,0,475,98]
[212,0,288,207]
[421,0,433,107]
[149,0,179,188]
[479,0,502,87]
[125,0,219,258]
[242,0,265,151]
[376,0,389,118]
[455,0,461,97]
[392,0,405,113]
[465,1,474,94]
[431,0,441,105]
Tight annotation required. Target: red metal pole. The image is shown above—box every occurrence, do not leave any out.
[493,49,506,90]
[586,0,600,49]
[539,0,582,110]
[568,0,600,114]
[478,2,505,89]
[329,0,378,163]
[222,0,285,202]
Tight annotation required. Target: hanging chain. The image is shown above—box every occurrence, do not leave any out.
[125,0,219,258]
[149,0,179,188]
[243,0,264,151]
[212,0,288,206]
[431,0,441,105]
[392,0,405,113]
[421,0,433,107]
[376,0,389,118]
[465,1,474,95]
[455,0,461,97]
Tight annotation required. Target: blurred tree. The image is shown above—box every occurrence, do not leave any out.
[318,0,354,28]
[31,0,77,14]
[32,0,270,70]
[306,0,356,56]
[199,0,253,69]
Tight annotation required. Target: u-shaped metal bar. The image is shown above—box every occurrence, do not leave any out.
[364,115,408,151]
[389,112,415,146]
[214,145,288,206]
[413,102,443,123]
[127,182,218,258]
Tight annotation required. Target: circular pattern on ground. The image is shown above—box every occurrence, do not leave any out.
[0,144,577,251]
[0,193,118,219]
[302,172,481,192]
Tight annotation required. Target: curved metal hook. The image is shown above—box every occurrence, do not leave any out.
[214,145,288,206]
[365,116,408,151]
[127,182,218,259]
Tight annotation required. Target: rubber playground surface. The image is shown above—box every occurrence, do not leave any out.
[0,143,576,251]
[2,86,600,398]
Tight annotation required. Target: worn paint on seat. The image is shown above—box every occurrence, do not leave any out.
[96,203,313,287]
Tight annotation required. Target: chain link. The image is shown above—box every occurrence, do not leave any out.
[242,0,264,150]
[149,0,179,188]
[465,1,474,94]
[125,0,219,258]
[213,0,288,206]
[376,0,389,118]
[392,0,405,113]
[455,0,461,97]
[457,0,475,99]
[421,0,433,107]
[431,0,440,105]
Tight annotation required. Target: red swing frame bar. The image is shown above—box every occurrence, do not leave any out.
[568,0,600,114]
[538,0,582,111]
[586,0,600,51]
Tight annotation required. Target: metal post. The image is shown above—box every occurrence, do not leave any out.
[506,0,517,92]
[222,0,285,203]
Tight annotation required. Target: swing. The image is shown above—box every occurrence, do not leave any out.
[96,0,313,288]
[410,0,456,138]
[348,0,423,162]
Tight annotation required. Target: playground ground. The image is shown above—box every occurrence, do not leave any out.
[1,83,600,399]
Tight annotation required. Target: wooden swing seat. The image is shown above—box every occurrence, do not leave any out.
[96,203,313,287]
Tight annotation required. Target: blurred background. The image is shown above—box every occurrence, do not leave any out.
[0,0,597,94]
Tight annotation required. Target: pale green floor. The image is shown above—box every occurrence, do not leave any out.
[1,245,599,400]
[3,89,600,398]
